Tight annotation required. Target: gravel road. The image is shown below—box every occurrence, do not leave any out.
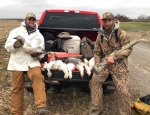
[129,42,150,100]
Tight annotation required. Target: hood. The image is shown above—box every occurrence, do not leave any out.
[99,19,120,36]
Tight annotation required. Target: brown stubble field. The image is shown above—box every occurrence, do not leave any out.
[0,20,150,115]
[0,20,20,115]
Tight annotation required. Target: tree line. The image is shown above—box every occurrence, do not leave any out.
[114,14,150,22]
[137,14,150,21]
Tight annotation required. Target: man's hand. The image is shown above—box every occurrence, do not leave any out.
[94,63,99,66]
[30,52,43,61]
[105,56,114,64]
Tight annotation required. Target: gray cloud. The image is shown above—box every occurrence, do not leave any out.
[93,7,150,19]
[0,0,150,19]
[0,0,55,19]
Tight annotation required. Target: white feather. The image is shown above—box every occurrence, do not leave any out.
[66,63,75,80]
[75,62,84,79]
[57,60,69,79]
[89,57,95,71]
[83,58,89,66]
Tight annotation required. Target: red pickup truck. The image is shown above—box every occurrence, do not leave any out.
[24,9,115,93]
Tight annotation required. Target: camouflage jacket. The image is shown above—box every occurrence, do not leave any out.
[94,20,132,64]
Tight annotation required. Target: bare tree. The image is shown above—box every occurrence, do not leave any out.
[114,14,132,22]
[138,14,147,20]
[137,14,150,21]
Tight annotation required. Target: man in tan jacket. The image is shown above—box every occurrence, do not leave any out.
[89,12,132,115]
[5,13,47,115]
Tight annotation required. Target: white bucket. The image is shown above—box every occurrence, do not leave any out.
[62,35,80,53]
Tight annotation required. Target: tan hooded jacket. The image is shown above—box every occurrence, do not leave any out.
[94,20,132,66]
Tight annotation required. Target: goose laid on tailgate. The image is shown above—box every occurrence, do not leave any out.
[75,62,84,80]
[66,63,75,80]
[57,60,69,79]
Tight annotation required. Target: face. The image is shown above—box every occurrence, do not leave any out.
[26,17,36,27]
[102,19,114,30]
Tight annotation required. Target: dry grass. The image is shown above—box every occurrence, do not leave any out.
[0,20,20,40]
[0,20,15,115]
[0,20,150,115]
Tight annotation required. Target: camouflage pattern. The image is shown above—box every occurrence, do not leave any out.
[89,19,132,115]
[102,12,114,20]
[80,37,94,60]
[26,13,36,19]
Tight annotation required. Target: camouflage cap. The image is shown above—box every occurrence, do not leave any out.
[26,13,36,20]
[102,12,114,20]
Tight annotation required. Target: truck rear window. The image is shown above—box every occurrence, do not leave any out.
[41,12,100,29]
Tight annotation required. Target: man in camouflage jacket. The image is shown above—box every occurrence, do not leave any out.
[89,12,132,115]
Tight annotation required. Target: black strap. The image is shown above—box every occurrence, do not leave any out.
[115,29,119,43]
[101,35,103,43]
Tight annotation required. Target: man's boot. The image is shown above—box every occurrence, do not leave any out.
[88,109,102,115]
[37,107,47,115]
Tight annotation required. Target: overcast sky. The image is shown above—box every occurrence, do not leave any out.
[0,0,150,19]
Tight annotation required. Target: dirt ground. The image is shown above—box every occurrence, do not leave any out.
[0,20,150,115]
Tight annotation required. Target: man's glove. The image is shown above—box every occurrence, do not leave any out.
[30,52,43,60]
[31,52,43,57]
[13,35,25,48]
